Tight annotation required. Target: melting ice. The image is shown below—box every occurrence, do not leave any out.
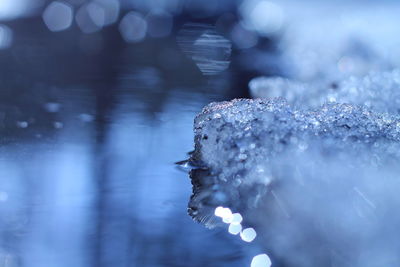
[188,98,400,267]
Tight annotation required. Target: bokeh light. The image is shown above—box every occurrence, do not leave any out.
[0,24,13,49]
[240,0,284,36]
[119,11,147,43]
[42,1,73,32]
[251,254,272,267]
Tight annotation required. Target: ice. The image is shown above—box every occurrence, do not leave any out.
[191,98,400,178]
[188,98,400,266]
[250,69,400,115]
[183,3,400,265]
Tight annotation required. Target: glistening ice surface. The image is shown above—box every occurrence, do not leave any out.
[189,98,400,266]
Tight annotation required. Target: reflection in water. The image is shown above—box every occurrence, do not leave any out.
[0,141,94,267]
[0,6,256,265]
[0,89,255,266]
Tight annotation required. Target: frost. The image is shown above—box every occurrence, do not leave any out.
[188,98,400,266]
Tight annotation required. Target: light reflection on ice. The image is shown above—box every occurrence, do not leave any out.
[214,206,257,241]
[228,223,242,235]
[214,206,266,265]
[251,254,272,267]
[214,206,232,219]
[222,213,234,223]
[240,227,257,243]
[231,213,243,224]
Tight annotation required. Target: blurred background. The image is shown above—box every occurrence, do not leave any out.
[0,0,399,266]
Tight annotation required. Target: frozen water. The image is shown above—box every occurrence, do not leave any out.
[192,98,400,178]
[188,98,400,266]
[250,69,400,115]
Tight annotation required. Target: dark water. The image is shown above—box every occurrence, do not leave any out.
[0,4,269,266]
